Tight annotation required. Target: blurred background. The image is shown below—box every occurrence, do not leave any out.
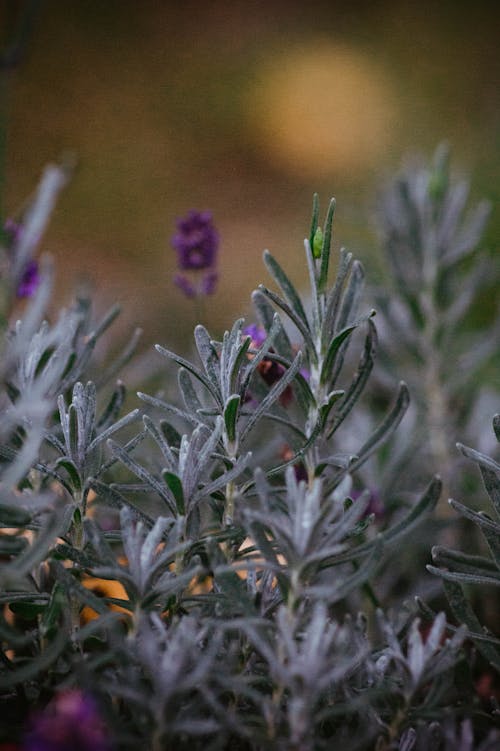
[1,0,498,354]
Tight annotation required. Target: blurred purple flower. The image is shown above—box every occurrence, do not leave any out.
[171,210,219,298]
[200,270,218,295]
[352,487,384,520]
[173,273,196,298]
[16,260,40,298]
[244,323,266,348]
[172,210,218,271]
[23,690,111,751]
[3,219,40,298]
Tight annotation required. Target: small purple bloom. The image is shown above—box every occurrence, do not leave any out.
[3,219,40,298]
[171,210,219,298]
[23,690,111,751]
[172,210,218,271]
[200,270,218,295]
[17,260,40,298]
[174,273,196,298]
[243,323,267,349]
[352,487,384,520]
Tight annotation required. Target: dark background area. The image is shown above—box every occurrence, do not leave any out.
[1,0,498,352]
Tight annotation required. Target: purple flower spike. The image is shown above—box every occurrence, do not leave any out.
[24,690,111,751]
[172,210,218,271]
[201,270,218,295]
[171,210,219,299]
[174,273,197,298]
[17,260,40,298]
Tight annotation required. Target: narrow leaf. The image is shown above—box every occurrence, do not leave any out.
[318,197,336,292]
[263,250,308,326]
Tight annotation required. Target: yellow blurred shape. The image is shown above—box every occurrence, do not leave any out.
[246,41,397,177]
[81,577,130,624]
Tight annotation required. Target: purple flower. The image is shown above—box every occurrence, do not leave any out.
[172,210,218,271]
[3,219,40,298]
[200,270,218,295]
[171,210,219,298]
[23,690,111,751]
[174,273,197,298]
[17,260,40,298]
[243,323,266,349]
[352,487,384,520]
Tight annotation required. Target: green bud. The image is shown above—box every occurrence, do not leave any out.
[312,227,323,259]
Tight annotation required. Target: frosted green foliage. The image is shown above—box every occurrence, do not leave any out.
[426,414,500,672]
[0,157,498,750]
[372,145,497,501]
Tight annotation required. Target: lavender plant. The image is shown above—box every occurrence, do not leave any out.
[369,144,496,511]
[0,158,498,751]
[426,414,500,674]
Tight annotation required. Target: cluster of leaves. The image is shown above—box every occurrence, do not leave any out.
[0,153,498,750]
[368,144,497,506]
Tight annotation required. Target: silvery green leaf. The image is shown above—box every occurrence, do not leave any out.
[240,351,303,444]
[337,259,365,332]
[155,343,221,406]
[219,318,245,403]
[241,313,281,392]
[441,199,491,268]
[251,288,293,360]
[327,318,377,436]
[311,541,383,603]
[97,428,147,476]
[108,438,176,515]
[448,498,500,536]
[309,192,320,252]
[457,441,500,477]
[163,471,185,514]
[257,285,316,358]
[178,367,204,414]
[441,580,500,671]
[480,465,500,520]
[318,197,336,293]
[142,414,176,466]
[88,480,154,529]
[229,336,251,395]
[427,565,500,588]
[348,382,410,471]
[194,324,220,388]
[0,501,32,527]
[12,163,68,278]
[96,381,126,429]
[322,247,353,341]
[223,394,240,445]
[334,476,441,565]
[319,324,358,387]
[263,250,308,327]
[87,407,139,453]
[431,545,499,577]
[137,391,201,428]
[255,350,315,413]
[482,525,500,570]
